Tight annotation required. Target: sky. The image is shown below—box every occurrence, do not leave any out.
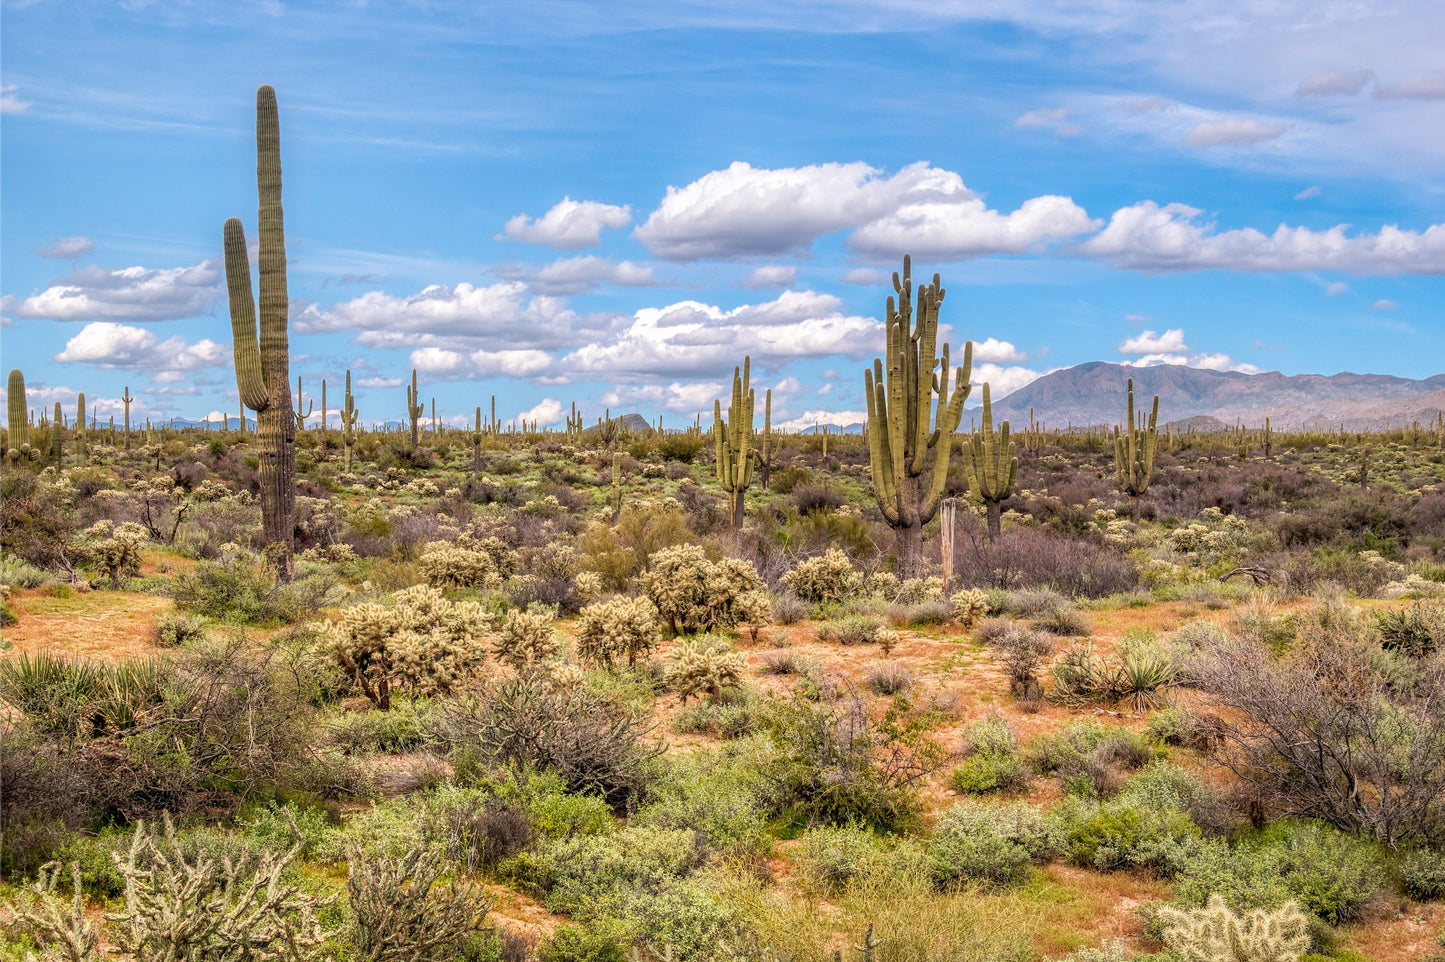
[2,1,1443,432]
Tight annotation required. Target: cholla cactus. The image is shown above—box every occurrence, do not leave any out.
[1158,896,1309,962]
[417,533,515,589]
[107,815,332,962]
[5,861,100,962]
[780,548,863,605]
[665,635,746,703]
[494,605,563,668]
[735,589,773,642]
[575,596,661,668]
[347,845,491,962]
[74,520,150,587]
[950,588,990,628]
[573,570,603,601]
[328,584,492,710]
[639,544,764,636]
[894,576,945,605]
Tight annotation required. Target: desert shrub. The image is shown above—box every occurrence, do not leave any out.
[577,504,693,592]
[442,670,661,808]
[494,605,563,668]
[951,716,1027,795]
[1402,848,1445,901]
[153,610,209,647]
[418,534,515,590]
[0,725,110,876]
[511,542,591,614]
[640,544,764,636]
[327,585,492,710]
[1230,597,1298,653]
[658,432,704,463]
[1251,819,1386,925]
[927,799,1057,888]
[1157,896,1309,962]
[633,754,770,861]
[1034,605,1090,637]
[951,526,1138,597]
[1053,639,1177,711]
[865,662,913,696]
[779,548,863,605]
[328,696,441,753]
[760,685,947,831]
[72,519,149,586]
[1059,791,1201,873]
[815,614,884,645]
[793,825,906,896]
[949,588,990,628]
[0,469,79,569]
[666,635,747,703]
[771,592,807,625]
[991,624,1052,706]
[348,844,493,962]
[575,596,661,668]
[1145,707,1219,751]
[1189,612,1445,844]
[1025,720,1157,799]
[171,550,325,624]
[758,647,810,675]
[537,923,628,962]
[1377,601,1445,657]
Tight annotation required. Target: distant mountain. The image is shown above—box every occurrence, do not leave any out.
[989,362,1445,432]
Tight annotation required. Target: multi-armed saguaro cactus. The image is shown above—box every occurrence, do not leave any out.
[294,375,314,430]
[863,256,973,578]
[965,384,1017,542]
[1113,377,1159,521]
[714,356,756,528]
[340,369,359,473]
[224,84,297,579]
[5,369,41,467]
[406,369,424,451]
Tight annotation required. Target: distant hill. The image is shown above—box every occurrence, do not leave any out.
[989,362,1445,432]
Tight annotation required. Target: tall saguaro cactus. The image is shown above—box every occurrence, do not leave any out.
[340,369,359,473]
[224,84,297,579]
[759,388,773,491]
[75,393,87,460]
[5,369,41,466]
[1113,377,1159,521]
[714,356,756,528]
[49,402,64,466]
[122,385,134,451]
[964,384,1017,542]
[863,256,973,577]
[406,369,424,451]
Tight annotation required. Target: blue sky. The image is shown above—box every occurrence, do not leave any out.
[2,1,1442,430]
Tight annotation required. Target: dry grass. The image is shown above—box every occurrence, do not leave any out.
[4,587,175,661]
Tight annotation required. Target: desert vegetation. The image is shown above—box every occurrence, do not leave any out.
[4,86,1445,962]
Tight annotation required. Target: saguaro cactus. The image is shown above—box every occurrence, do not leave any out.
[5,369,41,466]
[714,356,756,528]
[470,406,484,474]
[75,393,87,460]
[759,388,773,490]
[964,384,1017,542]
[122,385,134,450]
[50,402,65,466]
[340,369,359,473]
[406,369,424,451]
[224,84,297,579]
[863,256,973,578]
[1113,377,1159,521]
[319,377,328,457]
[294,375,314,429]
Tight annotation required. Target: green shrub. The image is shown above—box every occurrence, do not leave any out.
[152,610,209,647]
[171,550,325,624]
[327,696,440,753]
[951,717,1027,795]
[927,799,1057,888]
[634,755,769,861]
[1376,601,1444,657]
[537,923,628,962]
[795,824,891,895]
[1025,720,1157,798]
[1402,847,1445,901]
[815,614,884,645]
[1256,820,1386,925]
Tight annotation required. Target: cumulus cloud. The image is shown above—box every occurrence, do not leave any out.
[409,346,553,380]
[1371,298,1396,310]
[37,236,95,259]
[1295,69,1374,97]
[0,84,29,113]
[562,289,880,380]
[4,259,222,322]
[634,161,1096,261]
[1122,351,1260,375]
[516,398,564,425]
[357,376,403,389]
[1080,201,1445,273]
[500,197,632,249]
[842,268,885,286]
[1119,328,1188,354]
[1325,282,1349,296]
[1015,107,1067,128]
[1182,117,1286,147]
[742,265,798,288]
[1375,71,1445,100]
[969,363,1045,401]
[601,381,727,415]
[53,321,229,373]
[971,337,1028,364]
[295,281,592,352]
[496,256,656,295]
[775,409,867,433]
[1294,185,1321,200]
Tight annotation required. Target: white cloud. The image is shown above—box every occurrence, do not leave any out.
[357,376,403,389]
[969,363,1046,401]
[1295,69,1374,97]
[0,84,29,113]
[296,281,589,352]
[497,256,656,295]
[742,264,797,288]
[1119,328,1188,354]
[971,337,1028,364]
[500,196,632,249]
[634,160,1096,261]
[1371,298,1396,310]
[1182,117,1286,147]
[1375,71,1445,100]
[1121,352,1259,374]
[1015,107,1067,128]
[37,236,95,259]
[516,398,563,425]
[53,321,229,374]
[842,268,885,286]
[601,381,726,415]
[1325,281,1349,295]
[775,409,867,432]
[4,258,222,322]
[563,289,880,380]
[1080,201,1445,273]
[409,346,554,380]
[1294,185,1321,200]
